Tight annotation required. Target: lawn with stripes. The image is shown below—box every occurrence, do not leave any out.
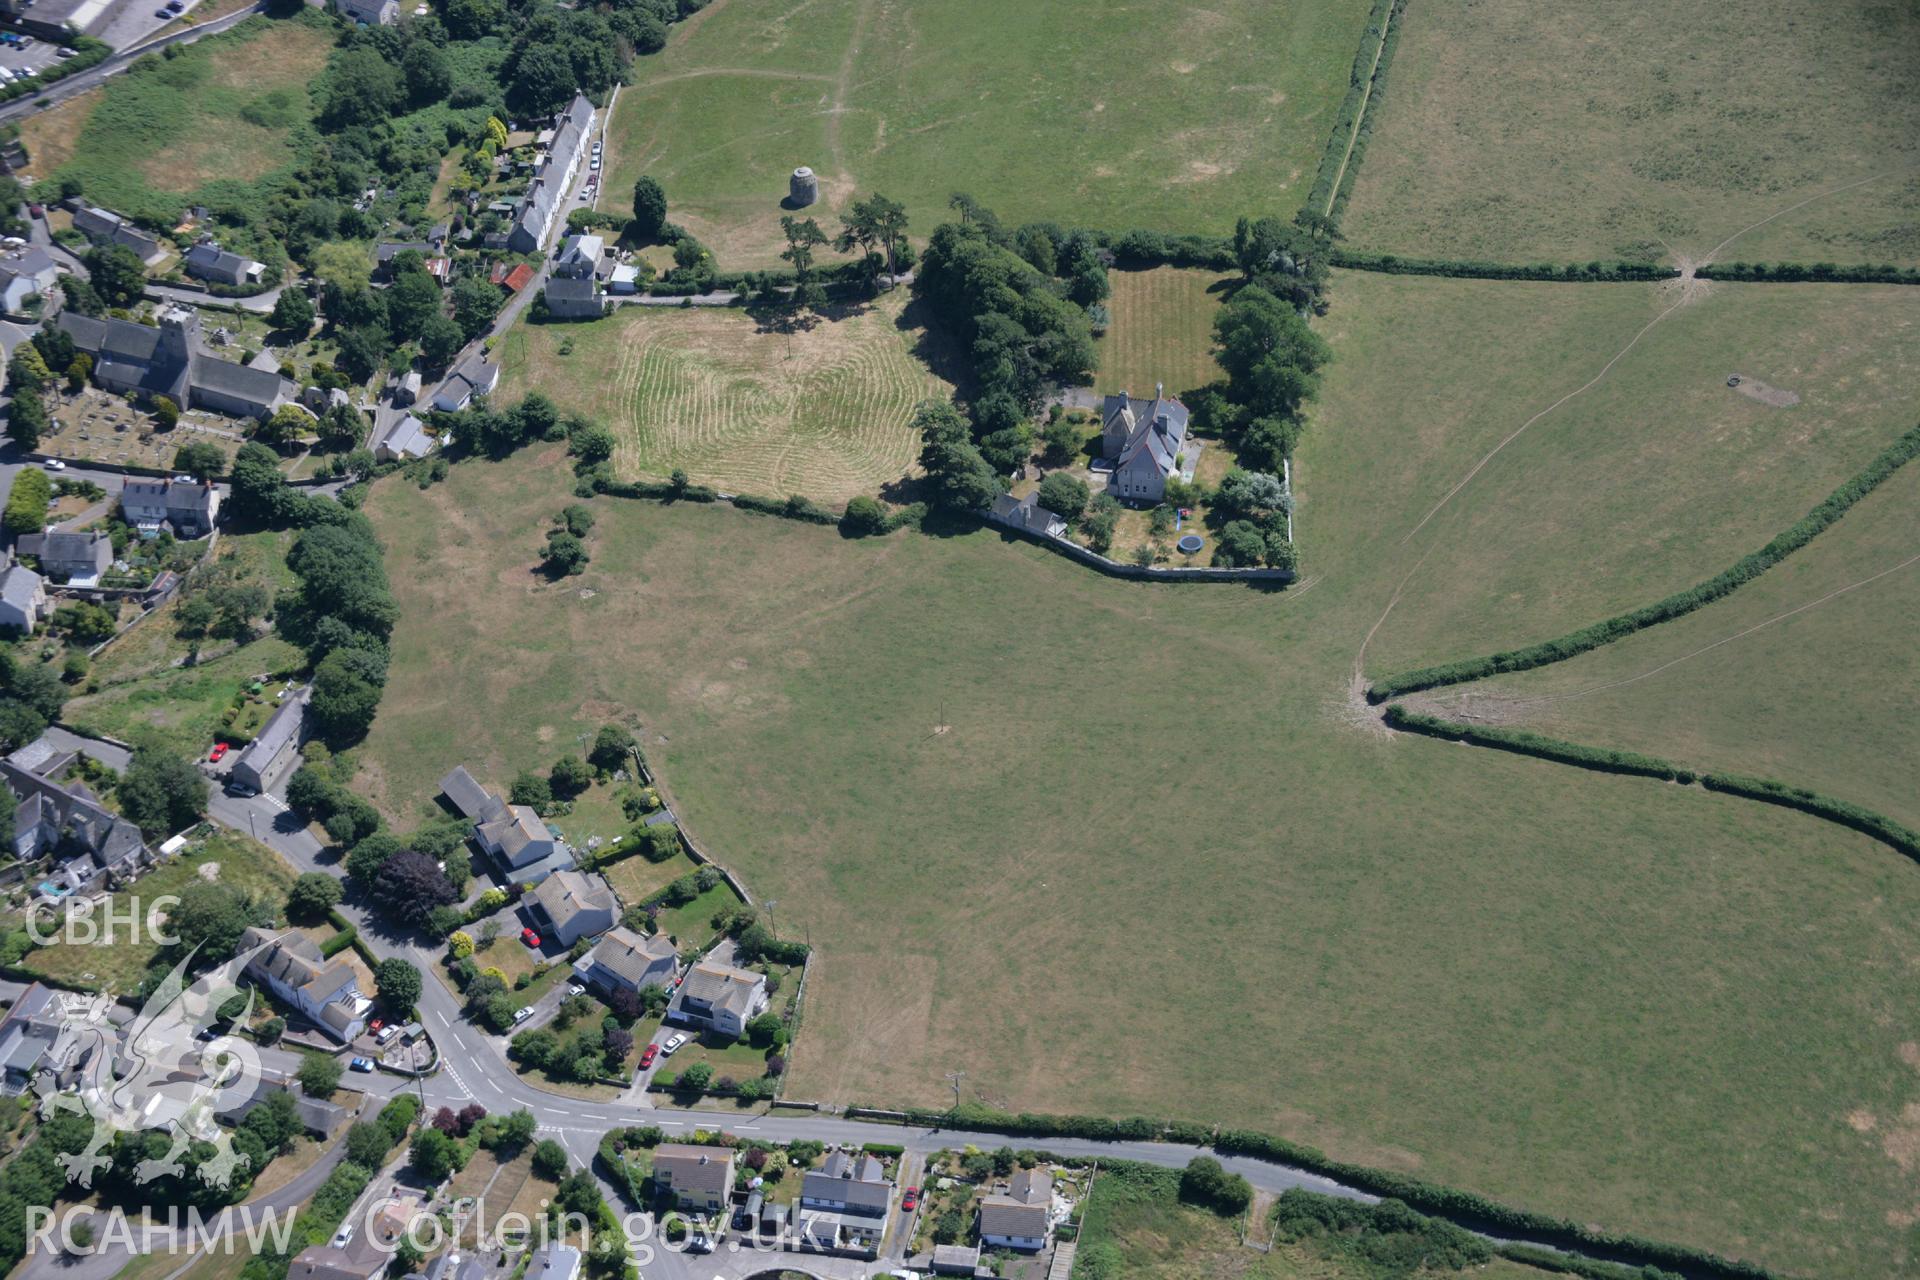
[1094,266,1235,399]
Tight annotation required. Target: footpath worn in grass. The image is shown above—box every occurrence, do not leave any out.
[495,297,950,503]
[1340,0,1920,265]
[362,429,1920,1274]
[1094,267,1234,398]
[604,0,1372,267]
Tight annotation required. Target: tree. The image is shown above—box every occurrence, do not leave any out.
[914,399,1000,513]
[270,289,315,334]
[317,403,363,450]
[167,880,269,959]
[531,1138,569,1180]
[371,849,456,927]
[117,748,209,838]
[286,872,343,922]
[492,1109,537,1152]
[1082,494,1120,554]
[172,441,227,482]
[549,754,591,799]
[65,353,91,392]
[745,1012,784,1049]
[258,1017,285,1045]
[6,386,47,452]
[85,244,147,308]
[1213,468,1290,519]
[676,1062,713,1092]
[419,313,463,370]
[319,47,405,129]
[510,771,552,809]
[409,1125,457,1182]
[310,646,384,746]
[508,43,573,117]
[375,958,423,1016]
[1179,1156,1252,1214]
[298,1054,343,1099]
[779,215,829,279]
[386,272,442,344]
[452,277,501,341]
[630,176,667,240]
[568,420,614,464]
[1036,471,1089,524]
[402,41,452,105]
[588,725,635,772]
[257,404,313,447]
[152,396,180,430]
[1211,520,1269,569]
[343,1122,390,1168]
[839,495,888,536]
[542,528,588,577]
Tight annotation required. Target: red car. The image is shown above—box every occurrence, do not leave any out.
[208,742,230,762]
[638,1043,658,1069]
[521,927,540,947]
[902,1187,919,1212]
[369,1018,384,1032]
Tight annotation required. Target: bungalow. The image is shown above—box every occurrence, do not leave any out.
[370,413,435,463]
[119,477,221,538]
[0,562,47,634]
[432,351,500,412]
[977,1166,1053,1251]
[523,869,618,947]
[240,926,370,1042]
[670,959,767,1038]
[1101,384,1189,505]
[229,685,309,794]
[572,926,677,997]
[15,530,111,584]
[650,1144,734,1213]
[183,243,265,287]
[987,492,1066,538]
[69,202,165,265]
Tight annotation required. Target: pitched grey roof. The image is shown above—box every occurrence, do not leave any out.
[375,241,433,264]
[189,353,289,407]
[680,959,765,1017]
[1010,1167,1051,1204]
[544,276,597,303]
[18,530,112,575]
[439,765,506,823]
[0,563,42,612]
[978,1196,1048,1239]
[1110,392,1188,479]
[233,686,307,777]
[990,492,1065,534]
[578,926,676,989]
[184,244,257,281]
[527,869,616,930]
[651,1144,734,1196]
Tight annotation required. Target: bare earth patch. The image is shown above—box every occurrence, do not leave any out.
[1730,375,1800,408]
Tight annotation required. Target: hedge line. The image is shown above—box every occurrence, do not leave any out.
[319,926,357,959]
[593,475,719,503]
[859,1102,1771,1277]
[1700,771,1920,860]
[1696,262,1920,285]
[1382,706,1693,781]
[1333,249,1680,282]
[1369,421,1920,701]
[0,37,111,104]
[1497,1242,1683,1280]
[728,492,836,525]
[592,472,851,530]
[1305,0,1410,223]
[1091,227,1237,271]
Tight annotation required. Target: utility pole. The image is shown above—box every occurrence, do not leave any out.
[763,899,777,939]
[944,1070,965,1114]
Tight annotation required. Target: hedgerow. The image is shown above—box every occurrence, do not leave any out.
[1696,262,1920,285]
[1700,772,1920,859]
[1333,250,1679,282]
[1305,0,1410,224]
[1381,706,1693,781]
[1369,421,1920,701]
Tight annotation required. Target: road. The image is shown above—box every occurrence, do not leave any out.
[0,2,270,124]
[145,281,286,315]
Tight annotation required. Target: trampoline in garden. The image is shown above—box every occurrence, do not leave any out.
[1177,534,1204,554]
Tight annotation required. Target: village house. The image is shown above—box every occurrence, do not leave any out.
[287,1243,385,1280]
[439,764,576,883]
[797,1150,893,1255]
[670,959,768,1038]
[650,1144,735,1213]
[0,984,97,1095]
[0,246,57,315]
[0,561,47,634]
[57,306,296,421]
[14,530,111,585]
[68,201,165,265]
[523,1246,579,1280]
[118,476,221,539]
[4,735,159,896]
[370,413,435,463]
[522,868,618,946]
[239,926,371,1042]
[988,491,1067,538]
[572,926,678,997]
[508,95,594,254]
[541,274,603,320]
[431,351,501,412]
[183,243,265,287]
[229,686,309,794]
[1100,384,1190,504]
[977,1166,1053,1251]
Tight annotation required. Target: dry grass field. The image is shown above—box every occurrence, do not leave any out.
[1341,0,1920,265]
[1094,267,1234,398]
[494,297,950,503]
[603,0,1374,267]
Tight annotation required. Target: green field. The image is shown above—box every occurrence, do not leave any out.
[604,0,1375,267]
[37,13,338,230]
[495,297,951,502]
[1340,0,1920,265]
[1095,267,1234,398]
[360,417,1920,1272]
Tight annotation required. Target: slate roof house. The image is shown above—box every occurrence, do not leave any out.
[439,764,575,883]
[431,351,500,412]
[229,685,309,794]
[1101,384,1189,504]
[0,983,96,1095]
[3,736,156,895]
[796,1150,893,1255]
[554,233,602,278]
[978,1166,1053,1251]
[119,477,221,539]
[508,95,594,254]
[0,562,47,635]
[572,926,678,996]
[650,1145,735,1213]
[57,306,295,421]
[987,491,1066,538]
[439,764,507,825]
[15,530,111,585]
[240,926,370,1042]
[370,413,435,462]
[287,1244,386,1280]
[333,0,398,26]
[670,959,767,1038]
[0,246,57,314]
[523,869,618,946]
[69,202,165,265]
[541,274,603,320]
[183,243,265,287]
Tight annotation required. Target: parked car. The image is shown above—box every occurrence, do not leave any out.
[208,742,229,762]
[42,458,64,470]
[56,46,77,58]
[223,780,258,797]
[512,1005,534,1024]
[901,1187,919,1212]
[520,927,540,947]
[660,1033,686,1056]
[331,1224,356,1248]
[567,982,585,997]
[375,1025,400,1045]
[349,1057,374,1072]
[638,1043,658,1069]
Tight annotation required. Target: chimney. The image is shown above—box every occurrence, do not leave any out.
[1155,381,1163,399]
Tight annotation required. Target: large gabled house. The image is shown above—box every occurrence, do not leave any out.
[0,983,97,1095]
[650,1144,734,1212]
[796,1150,893,1256]
[240,927,370,1042]
[183,243,265,287]
[572,926,678,997]
[4,736,159,897]
[69,202,165,265]
[229,685,309,794]
[523,869,617,946]
[670,959,767,1038]
[439,764,575,883]
[1100,384,1189,504]
[977,1166,1053,1251]
[119,476,221,539]
[15,530,112,584]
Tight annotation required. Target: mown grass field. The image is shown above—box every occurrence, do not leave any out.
[494,297,950,503]
[1094,267,1234,398]
[1340,0,1920,265]
[37,13,336,226]
[1308,272,1920,678]
[362,405,1920,1272]
[604,0,1374,266]
[1447,456,1920,834]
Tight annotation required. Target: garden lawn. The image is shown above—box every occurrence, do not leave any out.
[1094,267,1234,398]
[649,881,742,950]
[599,849,698,909]
[1339,0,1920,265]
[64,630,304,758]
[603,0,1373,267]
[494,295,951,504]
[23,831,295,995]
[361,413,1920,1274]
